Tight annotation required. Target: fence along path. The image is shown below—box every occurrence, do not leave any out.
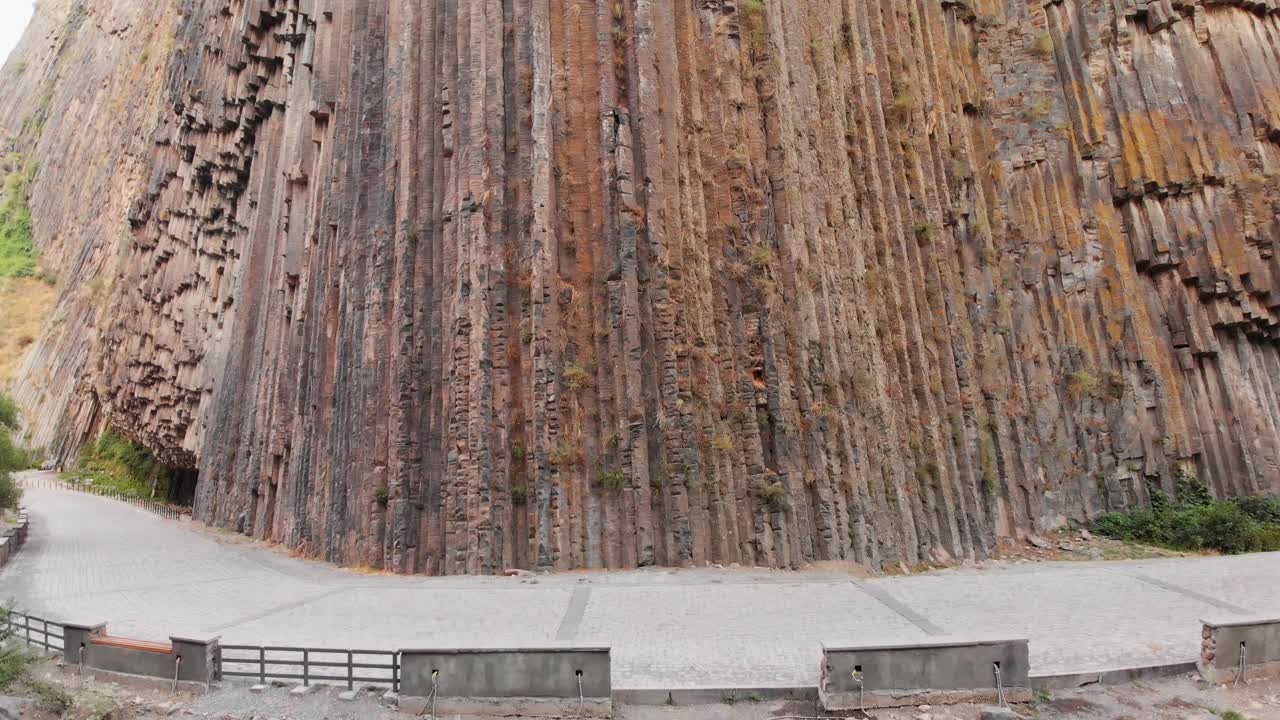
[219,645,400,690]
[1,608,64,655]
[2,605,399,692]
[19,476,185,520]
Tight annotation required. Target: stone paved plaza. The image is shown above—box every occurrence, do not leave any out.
[3,475,1278,689]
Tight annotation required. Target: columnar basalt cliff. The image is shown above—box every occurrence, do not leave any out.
[1,0,1277,573]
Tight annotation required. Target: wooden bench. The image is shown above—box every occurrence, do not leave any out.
[90,635,174,654]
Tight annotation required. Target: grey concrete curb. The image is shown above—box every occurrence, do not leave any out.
[614,662,1199,706]
[612,686,818,706]
[1030,661,1197,690]
[0,509,30,569]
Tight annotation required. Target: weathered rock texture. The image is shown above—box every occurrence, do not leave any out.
[2,0,1278,573]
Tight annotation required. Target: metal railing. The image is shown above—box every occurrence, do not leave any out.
[21,476,186,521]
[0,608,64,655]
[219,645,400,692]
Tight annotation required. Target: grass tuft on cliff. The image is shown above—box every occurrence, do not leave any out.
[63,429,168,501]
[1096,471,1280,555]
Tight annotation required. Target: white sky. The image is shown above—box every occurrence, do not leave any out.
[1,0,37,66]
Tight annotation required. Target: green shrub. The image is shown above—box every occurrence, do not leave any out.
[63,429,167,501]
[1234,495,1280,524]
[1174,464,1212,507]
[0,475,18,510]
[0,645,38,691]
[1095,476,1280,555]
[0,391,27,510]
[0,393,17,429]
[26,677,73,713]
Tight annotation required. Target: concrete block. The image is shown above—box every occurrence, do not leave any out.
[399,645,610,715]
[60,624,219,686]
[1200,615,1280,683]
[60,622,108,666]
[249,684,268,694]
[337,690,357,701]
[289,684,318,695]
[820,636,1031,710]
[379,691,399,707]
[170,636,220,684]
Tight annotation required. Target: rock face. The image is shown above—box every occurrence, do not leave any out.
[1,0,1278,574]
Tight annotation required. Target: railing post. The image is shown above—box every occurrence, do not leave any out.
[347,650,354,690]
[259,646,266,685]
[42,618,48,652]
[302,649,309,686]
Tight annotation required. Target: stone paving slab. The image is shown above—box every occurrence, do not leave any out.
[3,479,1279,689]
[863,567,1226,675]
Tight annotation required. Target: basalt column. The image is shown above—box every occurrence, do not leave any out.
[2,0,1277,574]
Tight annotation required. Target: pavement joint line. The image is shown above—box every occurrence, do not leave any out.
[849,579,945,636]
[1124,571,1252,615]
[206,586,353,633]
[555,586,592,641]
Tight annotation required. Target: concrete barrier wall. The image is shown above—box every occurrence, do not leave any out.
[1200,615,1280,683]
[61,623,219,685]
[400,646,610,703]
[821,637,1031,710]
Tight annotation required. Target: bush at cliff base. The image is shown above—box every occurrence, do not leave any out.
[0,392,23,510]
[1096,474,1280,554]
[64,429,166,501]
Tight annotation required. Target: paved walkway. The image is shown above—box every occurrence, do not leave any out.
[3,474,1278,689]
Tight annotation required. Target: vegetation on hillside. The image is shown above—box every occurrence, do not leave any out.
[63,429,174,502]
[0,153,56,384]
[1096,469,1280,555]
[0,643,73,714]
[0,155,39,280]
[0,276,56,383]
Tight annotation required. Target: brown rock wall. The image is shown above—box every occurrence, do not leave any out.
[2,0,1277,573]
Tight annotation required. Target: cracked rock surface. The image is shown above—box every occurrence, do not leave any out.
[0,0,1277,574]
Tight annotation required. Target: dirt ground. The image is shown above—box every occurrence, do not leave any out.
[5,660,1280,720]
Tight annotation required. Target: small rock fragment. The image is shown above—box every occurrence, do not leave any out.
[979,707,1023,720]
